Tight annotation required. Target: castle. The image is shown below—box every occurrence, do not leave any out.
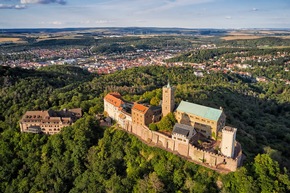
[104,83,243,172]
[19,108,82,135]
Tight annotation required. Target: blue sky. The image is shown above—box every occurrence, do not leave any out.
[0,0,290,29]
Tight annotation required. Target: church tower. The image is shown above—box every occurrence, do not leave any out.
[162,82,174,117]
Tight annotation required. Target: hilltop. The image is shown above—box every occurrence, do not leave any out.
[0,65,289,192]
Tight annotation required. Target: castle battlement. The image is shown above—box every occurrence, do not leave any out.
[222,126,237,133]
[118,121,243,172]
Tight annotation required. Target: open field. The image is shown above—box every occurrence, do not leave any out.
[258,45,290,49]
[221,35,290,41]
[0,37,26,43]
[279,36,290,39]
[36,34,85,42]
[227,30,290,35]
[221,35,262,40]
[221,30,290,40]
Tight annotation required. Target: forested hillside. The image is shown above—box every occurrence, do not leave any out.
[0,65,289,192]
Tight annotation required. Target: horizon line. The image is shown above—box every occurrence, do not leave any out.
[2,27,290,30]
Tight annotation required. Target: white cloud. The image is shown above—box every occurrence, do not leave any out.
[20,0,66,5]
[40,21,63,25]
[15,4,27,9]
[0,3,26,9]
[95,20,115,24]
[80,20,91,24]
[0,0,66,11]
[50,21,62,25]
[225,16,232,19]
[252,8,258,11]
[0,4,13,9]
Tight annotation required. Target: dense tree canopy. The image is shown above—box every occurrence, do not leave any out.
[0,65,289,192]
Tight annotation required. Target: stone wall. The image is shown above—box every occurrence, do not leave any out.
[122,121,242,172]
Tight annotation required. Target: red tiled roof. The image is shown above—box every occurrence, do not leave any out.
[132,103,148,114]
[110,92,122,98]
[104,93,124,107]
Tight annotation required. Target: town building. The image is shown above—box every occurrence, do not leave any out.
[20,108,82,135]
[194,71,204,77]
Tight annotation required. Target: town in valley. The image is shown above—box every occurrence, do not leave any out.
[1,28,290,85]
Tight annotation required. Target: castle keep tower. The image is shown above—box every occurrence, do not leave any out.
[221,126,237,158]
[162,82,174,117]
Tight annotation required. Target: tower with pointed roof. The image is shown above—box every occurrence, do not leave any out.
[162,82,175,117]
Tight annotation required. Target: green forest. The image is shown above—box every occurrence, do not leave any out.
[166,47,290,82]
[1,35,197,56]
[0,65,290,192]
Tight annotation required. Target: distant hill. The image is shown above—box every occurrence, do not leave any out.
[2,27,229,36]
